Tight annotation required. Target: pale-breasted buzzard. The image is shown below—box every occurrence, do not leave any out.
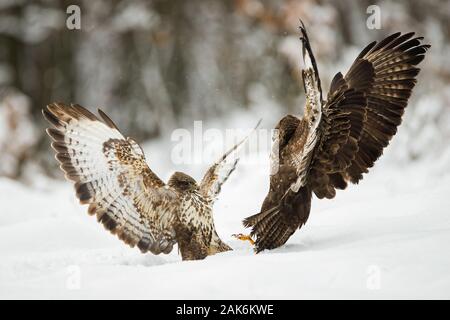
[43,103,256,260]
[243,22,430,252]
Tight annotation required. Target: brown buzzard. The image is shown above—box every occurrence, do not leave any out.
[243,22,430,252]
[43,103,256,260]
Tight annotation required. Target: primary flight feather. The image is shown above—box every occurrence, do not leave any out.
[43,103,256,260]
[243,21,430,252]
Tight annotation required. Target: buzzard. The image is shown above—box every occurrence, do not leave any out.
[242,22,430,252]
[43,103,257,260]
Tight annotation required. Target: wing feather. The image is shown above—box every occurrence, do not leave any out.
[307,32,429,197]
[43,103,178,255]
[243,28,429,253]
[343,33,430,183]
[287,22,323,193]
[308,87,367,199]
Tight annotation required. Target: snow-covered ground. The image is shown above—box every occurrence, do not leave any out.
[1,139,449,300]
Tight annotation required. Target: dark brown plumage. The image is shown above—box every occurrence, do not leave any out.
[244,22,430,252]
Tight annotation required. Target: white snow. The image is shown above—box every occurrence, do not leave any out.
[1,136,449,300]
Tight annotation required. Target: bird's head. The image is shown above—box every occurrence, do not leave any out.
[168,172,198,192]
[274,115,300,148]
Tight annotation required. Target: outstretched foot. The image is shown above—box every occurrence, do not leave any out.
[232,233,255,246]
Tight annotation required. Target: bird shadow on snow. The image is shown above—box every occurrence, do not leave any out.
[257,231,365,255]
[84,232,365,267]
[113,232,364,266]
[62,247,181,269]
[112,252,180,267]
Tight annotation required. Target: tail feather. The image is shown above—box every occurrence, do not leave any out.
[244,206,281,241]
[243,206,295,253]
[243,187,312,252]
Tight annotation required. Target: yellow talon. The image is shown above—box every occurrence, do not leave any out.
[232,233,255,245]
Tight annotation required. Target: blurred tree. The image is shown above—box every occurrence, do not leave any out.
[0,0,449,179]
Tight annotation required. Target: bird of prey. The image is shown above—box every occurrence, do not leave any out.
[242,22,430,252]
[43,103,257,260]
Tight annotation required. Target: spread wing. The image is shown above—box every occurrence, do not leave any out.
[243,26,429,253]
[339,32,430,184]
[308,32,430,199]
[306,84,367,198]
[290,30,429,199]
[43,103,178,255]
[288,21,323,192]
[199,119,261,203]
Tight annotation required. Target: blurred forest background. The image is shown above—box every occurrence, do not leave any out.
[0,0,449,180]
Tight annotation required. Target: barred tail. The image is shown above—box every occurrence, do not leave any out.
[243,186,312,253]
